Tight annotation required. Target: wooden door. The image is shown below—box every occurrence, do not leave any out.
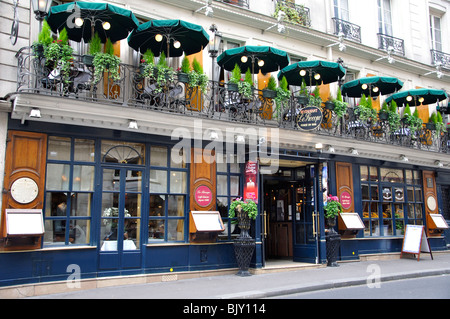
[190,148,216,212]
[1,131,47,249]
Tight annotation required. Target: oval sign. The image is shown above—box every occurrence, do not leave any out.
[195,185,213,207]
[297,106,323,131]
[340,191,352,210]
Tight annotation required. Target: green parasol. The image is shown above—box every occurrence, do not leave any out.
[278,60,346,86]
[385,88,448,106]
[216,46,290,74]
[46,1,139,43]
[127,19,209,57]
[341,76,403,97]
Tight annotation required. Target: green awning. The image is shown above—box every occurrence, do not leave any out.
[341,76,403,97]
[46,1,139,43]
[278,60,346,86]
[385,88,448,106]
[128,19,209,57]
[216,46,290,74]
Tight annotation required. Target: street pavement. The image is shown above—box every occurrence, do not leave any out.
[28,251,450,299]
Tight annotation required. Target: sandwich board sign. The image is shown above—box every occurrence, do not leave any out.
[401,225,433,261]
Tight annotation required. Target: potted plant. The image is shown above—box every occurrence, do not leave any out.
[378,101,389,121]
[227,63,241,92]
[43,28,74,84]
[324,195,343,227]
[153,52,174,93]
[403,107,423,135]
[262,75,277,99]
[324,194,343,267]
[296,79,309,105]
[188,58,209,94]
[426,112,437,130]
[333,87,348,121]
[229,197,257,277]
[83,32,101,67]
[387,100,401,133]
[178,56,190,83]
[92,38,121,83]
[325,95,335,110]
[309,86,323,107]
[140,49,155,77]
[354,94,377,122]
[239,68,254,100]
[436,111,447,135]
[32,20,52,58]
[274,76,291,119]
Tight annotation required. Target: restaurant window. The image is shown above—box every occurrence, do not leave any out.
[44,137,95,246]
[216,153,241,241]
[360,166,423,237]
[148,145,188,243]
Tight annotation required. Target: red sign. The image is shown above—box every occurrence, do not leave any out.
[194,186,213,207]
[244,161,258,203]
[340,191,352,210]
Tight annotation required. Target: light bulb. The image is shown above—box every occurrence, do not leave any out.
[155,34,163,42]
[75,17,84,27]
[258,59,265,67]
[314,73,321,80]
[102,21,111,30]
[299,69,307,77]
[173,40,181,49]
[241,56,248,63]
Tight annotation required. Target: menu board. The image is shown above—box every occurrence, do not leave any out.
[401,225,433,261]
[6,209,44,236]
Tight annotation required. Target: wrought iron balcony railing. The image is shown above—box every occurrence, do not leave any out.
[332,17,361,43]
[377,33,405,56]
[431,49,450,70]
[216,0,249,9]
[274,0,311,28]
[15,47,449,154]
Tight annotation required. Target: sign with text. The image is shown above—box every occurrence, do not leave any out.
[194,186,213,208]
[340,191,352,210]
[297,106,323,131]
[244,161,258,204]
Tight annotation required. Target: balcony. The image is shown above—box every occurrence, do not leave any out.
[216,0,249,9]
[14,46,450,155]
[274,0,311,28]
[431,49,450,70]
[332,18,361,43]
[377,33,405,56]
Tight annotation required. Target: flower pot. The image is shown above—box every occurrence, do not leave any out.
[236,207,251,238]
[33,44,45,58]
[379,111,389,121]
[297,94,309,105]
[177,72,189,83]
[426,123,436,130]
[227,82,239,92]
[325,101,335,110]
[233,237,255,276]
[82,54,94,67]
[262,89,277,99]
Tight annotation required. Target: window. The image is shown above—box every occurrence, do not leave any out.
[148,145,188,243]
[334,0,349,21]
[360,166,423,237]
[430,14,442,52]
[44,137,95,246]
[378,0,393,36]
[216,153,241,240]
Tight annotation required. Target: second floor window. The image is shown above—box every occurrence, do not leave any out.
[378,0,393,36]
[430,14,442,52]
[334,0,349,21]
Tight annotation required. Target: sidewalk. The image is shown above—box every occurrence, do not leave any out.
[27,251,450,299]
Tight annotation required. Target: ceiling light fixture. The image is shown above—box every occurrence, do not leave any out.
[128,120,138,130]
[29,108,41,118]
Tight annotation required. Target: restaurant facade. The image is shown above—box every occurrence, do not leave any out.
[0,0,449,288]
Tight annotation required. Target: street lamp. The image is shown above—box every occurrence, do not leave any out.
[31,0,52,21]
[208,24,222,112]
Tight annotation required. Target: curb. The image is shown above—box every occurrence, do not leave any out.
[220,268,450,299]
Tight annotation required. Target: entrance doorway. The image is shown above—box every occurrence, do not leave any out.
[98,167,143,270]
[262,164,320,264]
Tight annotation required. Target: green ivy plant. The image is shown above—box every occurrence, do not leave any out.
[44,28,74,84]
[32,20,53,56]
[92,39,121,83]
[188,58,209,94]
[355,94,377,122]
[387,100,401,133]
[402,107,423,135]
[238,68,254,99]
[274,76,290,118]
[274,2,311,27]
[153,52,174,94]
[436,111,447,135]
[333,87,348,120]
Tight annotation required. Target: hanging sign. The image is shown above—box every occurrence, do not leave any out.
[296,106,323,131]
[401,225,433,261]
[244,161,258,204]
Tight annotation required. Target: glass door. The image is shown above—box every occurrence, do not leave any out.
[99,167,143,270]
[293,165,319,263]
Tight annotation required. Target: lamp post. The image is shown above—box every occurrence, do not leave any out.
[31,0,52,21]
[208,24,222,111]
